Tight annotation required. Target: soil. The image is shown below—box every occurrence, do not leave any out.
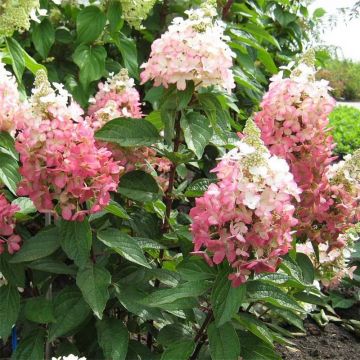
[276,319,360,360]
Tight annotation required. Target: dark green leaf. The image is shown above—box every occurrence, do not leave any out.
[5,38,24,82]
[0,254,25,287]
[0,153,21,195]
[161,340,195,360]
[208,322,240,360]
[177,257,216,281]
[32,19,55,59]
[118,170,160,202]
[296,253,315,284]
[115,33,138,79]
[181,112,213,158]
[107,1,124,34]
[28,258,76,275]
[185,178,215,197]
[24,297,55,323]
[105,200,130,219]
[158,324,193,346]
[0,284,20,339]
[95,118,160,147]
[11,330,45,360]
[60,219,92,268]
[274,8,297,27]
[49,288,91,341]
[97,228,151,268]
[76,262,111,319]
[97,317,129,360]
[267,305,305,331]
[77,6,106,44]
[10,227,60,263]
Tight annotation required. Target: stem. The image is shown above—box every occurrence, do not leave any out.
[190,310,214,360]
[222,0,234,19]
[45,213,52,360]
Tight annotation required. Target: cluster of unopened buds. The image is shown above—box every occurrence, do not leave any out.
[255,50,359,249]
[190,119,301,287]
[140,2,235,92]
[0,194,21,255]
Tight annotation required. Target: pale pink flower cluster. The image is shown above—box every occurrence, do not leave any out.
[0,194,21,255]
[297,240,357,288]
[0,62,29,133]
[140,4,235,92]
[15,71,120,221]
[190,119,301,287]
[87,69,171,189]
[255,58,359,248]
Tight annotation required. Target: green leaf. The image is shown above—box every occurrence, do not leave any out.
[77,6,106,44]
[293,291,326,306]
[273,7,297,27]
[239,331,281,360]
[73,44,106,88]
[257,48,277,73]
[208,322,240,360]
[158,324,193,346]
[97,228,151,269]
[118,170,160,202]
[0,131,18,160]
[5,38,24,82]
[60,219,92,268]
[28,258,76,275]
[0,253,25,287]
[184,178,215,197]
[32,19,55,59]
[235,313,273,346]
[177,257,216,281]
[107,0,124,34]
[13,197,36,220]
[114,33,138,79]
[95,118,160,147]
[296,253,315,284]
[0,284,20,339]
[267,305,304,331]
[211,270,246,326]
[141,281,210,307]
[24,297,55,323]
[10,227,60,263]
[246,281,305,313]
[76,262,111,319]
[11,330,45,360]
[161,340,195,360]
[105,200,130,219]
[49,288,91,341]
[0,152,21,195]
[160,83,194,110]
[239,23,280,49]
[181,112,213,158]
[22,47,46,74]
[97,317,129,360]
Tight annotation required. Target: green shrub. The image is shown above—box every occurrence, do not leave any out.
[329,105,360,155]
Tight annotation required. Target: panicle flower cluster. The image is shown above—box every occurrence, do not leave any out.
[254,51,359,248]
[0,194,21,255]
[297,239,357,288]
[120,0,158,30]
[0,0,46,36]
[15,71,120,221]
[87,69,171,189]
[190,119,301,287]
[0,62,30,133]
[140,3,235,92]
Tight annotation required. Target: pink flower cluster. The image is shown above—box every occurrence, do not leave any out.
[0,62,29,133]
[87,69,171,189]
[190,119,301,287]
[0,194,21,255]
[140,4,235,93]
[255,59,359,248]
[15,71,119,221]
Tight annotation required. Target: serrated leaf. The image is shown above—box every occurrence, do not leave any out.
[208,322,240,360]
[0,284,20,339]
[76,262,111,319]
[118,170,160,202]
[97,317,129,360]
[97,228,151,269]
[77,6,106,44]
[95,118,160,147]
[184,178,215,197]
[161,340,195,360]
[24,297,55,324]
[211,269,246,326]
[0,152,21,195]
[60,219,92,268]
[181,112,213,158]
[49,288,91,341]
[11,329,45,360]
[10,227,60,263]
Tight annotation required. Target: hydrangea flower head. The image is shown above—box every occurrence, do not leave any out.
[255,51,359,248]
[120,0,157,30]
[0,0,46,36]
[0,194,21,255]
[16,71,120,221]
[140,2,235,92]
[190,119,301,287]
